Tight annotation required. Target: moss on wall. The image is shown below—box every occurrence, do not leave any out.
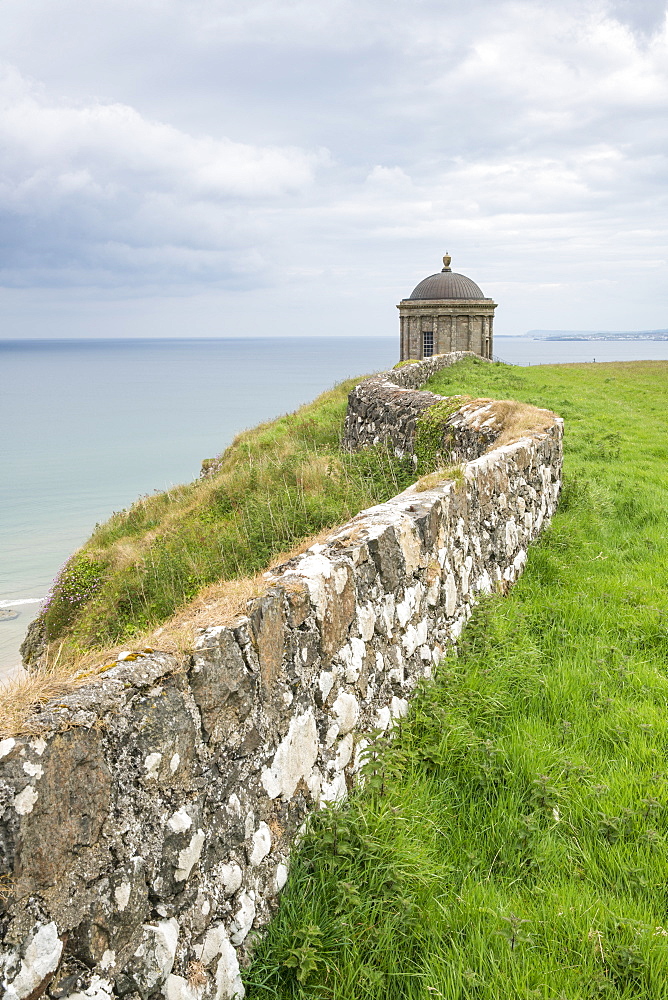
[414,396,472,474]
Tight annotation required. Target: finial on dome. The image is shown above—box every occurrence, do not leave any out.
[442,253,452,272]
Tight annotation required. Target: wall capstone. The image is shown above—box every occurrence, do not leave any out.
[1,353,563,1000]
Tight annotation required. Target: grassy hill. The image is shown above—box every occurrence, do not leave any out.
[245,359,668,999]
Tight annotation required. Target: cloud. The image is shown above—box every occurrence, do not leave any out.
[0,0,666,333]
[0,63,326,286]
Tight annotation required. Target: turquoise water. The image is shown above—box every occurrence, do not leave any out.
[3,335,668,678]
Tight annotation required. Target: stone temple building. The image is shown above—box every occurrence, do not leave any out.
[398,254,497,361]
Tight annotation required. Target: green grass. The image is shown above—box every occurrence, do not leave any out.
[36,377,416,654]
[245,359,668,999]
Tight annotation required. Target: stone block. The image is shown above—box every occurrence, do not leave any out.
[191,630,254,744]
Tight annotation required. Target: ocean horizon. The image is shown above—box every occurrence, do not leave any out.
[4,334,668,681]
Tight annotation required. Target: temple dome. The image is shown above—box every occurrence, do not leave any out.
[408,254,486,300]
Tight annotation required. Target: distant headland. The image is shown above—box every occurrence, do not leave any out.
[518,328,668,341]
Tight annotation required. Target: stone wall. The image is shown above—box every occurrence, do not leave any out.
[0,356,563,1000]
[343,351,496,461]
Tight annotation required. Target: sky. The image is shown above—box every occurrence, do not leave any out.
[0,0,666,339]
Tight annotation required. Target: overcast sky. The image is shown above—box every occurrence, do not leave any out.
[1,0,666,339]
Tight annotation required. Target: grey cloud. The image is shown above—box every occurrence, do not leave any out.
[608,0,667,35]
[0,64,326,287]
[0,0,665,334]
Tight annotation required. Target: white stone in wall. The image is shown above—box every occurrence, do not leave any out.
[261,710,319,800]
[339,638,365,683]
[219,864,243,896]
[324,722,339,747]
[376,705,391,731]
[167,807,192,834]
[215,940,245,999]
[63,974,115,999]
[320,771,348,803]
[175,831,205,882]
[332,691,359,734]
[396,518,423,575]
[380,594,395,636]
[200,923,232,967]
[444,574,457,616]
[249,823,272,866]
[22,762,43,779]
[461,555,473,595]
[390,697,409,720]
[402,619,428,657]
[163,974,203,1000]
[275,863,289,891]
[333,565,349,594]
[13,785,38,815]
[333,733,354,772]
[229,892,256,946]
[318,670,335,702]
[396,585,419,627]
[144,753,162,780]
[426,574,440,605]
[294,553,333,619]
[357,603,376,641]
[387,656,405,686]
[132,920,179,995]
[114,882,132,912]
[505,519,519,552]
[3,922,63,1000]
[306,765,322,799]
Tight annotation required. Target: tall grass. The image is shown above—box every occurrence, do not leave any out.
[245,360,668,999]
[34,378,415,657]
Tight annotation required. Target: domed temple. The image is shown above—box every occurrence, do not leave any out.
[397,254,497,361]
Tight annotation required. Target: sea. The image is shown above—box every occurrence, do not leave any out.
[3,334,668,682]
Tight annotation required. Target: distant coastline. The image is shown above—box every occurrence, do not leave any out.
[519,329,668,342]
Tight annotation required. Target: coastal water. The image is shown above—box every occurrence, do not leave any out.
[3,334,668,680]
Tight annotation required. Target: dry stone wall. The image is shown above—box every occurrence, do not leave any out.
[343,351,493,460]
[0,355,563,1000]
